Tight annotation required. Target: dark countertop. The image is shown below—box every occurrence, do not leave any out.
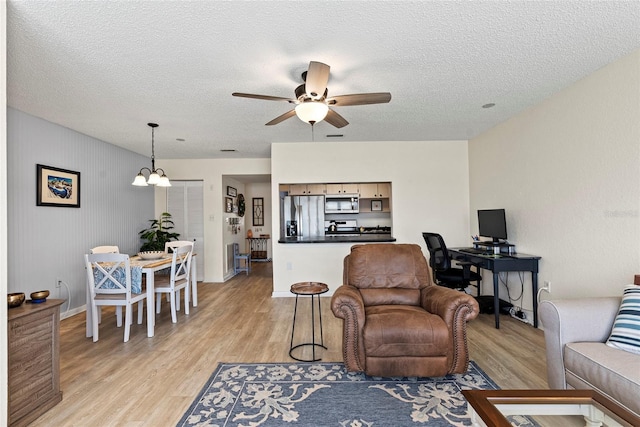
[278,235,396,244]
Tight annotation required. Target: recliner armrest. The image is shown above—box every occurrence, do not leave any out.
[421,286,479,373]
[421,285,479,323]
[331,285,367,372]
[331,285,365,321]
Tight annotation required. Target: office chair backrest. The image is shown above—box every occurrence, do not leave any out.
[422,232,452,272]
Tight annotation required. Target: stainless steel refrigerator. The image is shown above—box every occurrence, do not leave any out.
[283,195,325,238]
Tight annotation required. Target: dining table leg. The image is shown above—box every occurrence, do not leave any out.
[86,278,93,338]
[144,269,155,337]
[191,257,198,307]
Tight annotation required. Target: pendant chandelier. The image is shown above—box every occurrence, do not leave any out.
[132,123,171,187]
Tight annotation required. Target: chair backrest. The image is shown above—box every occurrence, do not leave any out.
[165,240,194,254]
[343,244,431,307]
[233,242,242,256]
[422,232,452,271]
[169,242,193,285]
[90,245,120,254]
[85,253,132,298]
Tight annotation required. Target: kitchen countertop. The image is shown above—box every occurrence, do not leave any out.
[278,235,396,244]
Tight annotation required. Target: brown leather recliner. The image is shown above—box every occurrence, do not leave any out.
[331,243,480,377]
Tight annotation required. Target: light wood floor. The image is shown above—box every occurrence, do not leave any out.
[31,262,549,426]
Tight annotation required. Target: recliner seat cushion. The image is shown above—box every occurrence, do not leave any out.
[364,305,449,358]
[564,342,640,416]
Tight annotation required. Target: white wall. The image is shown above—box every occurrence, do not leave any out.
[156,158,271,282]
[1,3,7,424]
[270,140,471,295]
[469,49,640,316]
[7,109,155,315]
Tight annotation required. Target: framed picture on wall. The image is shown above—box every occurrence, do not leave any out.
[253,197,264,226]
[227,186,237,197]
[36,164,81,208]
[225,197,233,213]
[371,200,382,211]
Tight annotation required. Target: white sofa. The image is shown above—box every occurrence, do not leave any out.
[539,297,640,417]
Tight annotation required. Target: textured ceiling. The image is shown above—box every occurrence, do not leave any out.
[7,1,640,160]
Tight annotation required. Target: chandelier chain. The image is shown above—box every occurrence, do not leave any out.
[151,125,155,170]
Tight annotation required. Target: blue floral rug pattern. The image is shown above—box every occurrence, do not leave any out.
[177,362,536,427]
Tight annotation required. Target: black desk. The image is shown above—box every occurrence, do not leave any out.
[449,248,541,329]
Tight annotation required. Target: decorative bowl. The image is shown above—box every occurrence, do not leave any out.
[138,251,164,260]
[30,290,50,301]
[8,292,25,308]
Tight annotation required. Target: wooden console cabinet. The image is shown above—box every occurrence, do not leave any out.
[8,299,64,427]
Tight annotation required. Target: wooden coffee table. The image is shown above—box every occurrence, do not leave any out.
[462,389,640,427]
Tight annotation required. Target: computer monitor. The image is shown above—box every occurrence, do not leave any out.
[478,209,507,243]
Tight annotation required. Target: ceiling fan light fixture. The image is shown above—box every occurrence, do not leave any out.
[295,101,329,124]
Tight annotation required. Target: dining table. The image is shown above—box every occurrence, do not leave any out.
[85,253,198,339]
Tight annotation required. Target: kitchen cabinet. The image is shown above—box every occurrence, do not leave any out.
[359,182,391,198]
[326,183,359,194]
[288,184,326,195]
[8,299,64,427]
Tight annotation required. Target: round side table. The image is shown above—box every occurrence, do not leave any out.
[289,282,329,362]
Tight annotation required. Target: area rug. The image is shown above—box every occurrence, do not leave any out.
[177,362,537,427]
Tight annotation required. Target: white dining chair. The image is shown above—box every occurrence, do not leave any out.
[84,253,146,342]
[164,240,198,308]
[90,245,120,254]
[155,242,193,323]
[89,245,122,325]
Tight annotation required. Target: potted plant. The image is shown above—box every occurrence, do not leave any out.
[139,212,180,252]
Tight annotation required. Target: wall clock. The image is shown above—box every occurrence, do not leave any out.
[237,194,245,217]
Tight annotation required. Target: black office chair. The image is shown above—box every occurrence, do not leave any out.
[422,232,482,292]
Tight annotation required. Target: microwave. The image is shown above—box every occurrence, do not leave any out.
[325,194,359,214]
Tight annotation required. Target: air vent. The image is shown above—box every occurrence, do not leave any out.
[220,149,237,152]
[326,134,343,138]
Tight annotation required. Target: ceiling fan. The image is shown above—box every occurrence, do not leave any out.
[232,61,391,128]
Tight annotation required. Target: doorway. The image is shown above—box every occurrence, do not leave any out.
[166,180,204,281]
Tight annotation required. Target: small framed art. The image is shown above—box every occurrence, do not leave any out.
[227,186,237,197]
[371,200,382,211]
[36,164,81,208]
[253,197,264,226]
[225,197,233,213]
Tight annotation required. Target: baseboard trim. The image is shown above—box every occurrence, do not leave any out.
[272,290,335,298]
[61,304,85,320]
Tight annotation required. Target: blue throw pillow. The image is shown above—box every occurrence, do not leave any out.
[606,285,640,354]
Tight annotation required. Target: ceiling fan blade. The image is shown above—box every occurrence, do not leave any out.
[305,61,330,100]
[265,109,297,126]
[232,92,295,102]
[324,109,349,128]
[327,92,392,106]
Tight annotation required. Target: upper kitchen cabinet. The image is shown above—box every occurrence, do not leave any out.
[288,184,326,195]
[326,183,359,195]
[359,182,391,198]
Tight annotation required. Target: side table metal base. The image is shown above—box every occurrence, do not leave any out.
[289,282,329,362]
[289,343,328,362]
